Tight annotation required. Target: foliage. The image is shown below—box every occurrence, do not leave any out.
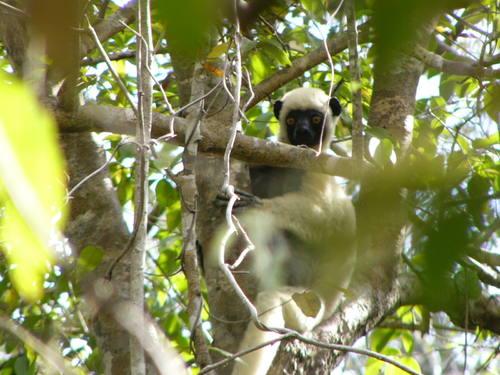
[0,0,498,374]
[0,74,67,302]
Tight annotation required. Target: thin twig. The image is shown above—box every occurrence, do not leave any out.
[317,0,345,155]
[119,21,176,138]
[81,47,169,65]
[0,0,24,15]
[289,331,422,375]
[448,12,490,37]
[241,67,255,113]
[128,0,153,372]
[201,327,422,375]
[0,314,77,375]
[218,0,260,325]
[176,62,213,368]
[345,0,364,170]
[67,141,137,198]
[228,215,255,269]
[200,333,296,374]
[85,16,138,116]
[221,56,250,122]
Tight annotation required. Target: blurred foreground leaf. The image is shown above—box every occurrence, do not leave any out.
[0,74,66,301]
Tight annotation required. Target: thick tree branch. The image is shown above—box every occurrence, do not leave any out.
[80,0,137,56]
[414,45,500,79]
[400,275,500,334]
[465,259,500,289]
[470,248,500,268]
[63,104,474,188]
[271,268,499,374]
[247,23,370,108]
[268,273,413,374]
[59,104,365,180]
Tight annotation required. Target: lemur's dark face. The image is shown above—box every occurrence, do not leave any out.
[273,97,341,149]
[284,109,325,147]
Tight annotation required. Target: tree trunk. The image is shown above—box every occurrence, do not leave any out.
[61,133,133,375]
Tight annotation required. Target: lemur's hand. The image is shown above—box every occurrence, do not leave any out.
[215,189,262,209]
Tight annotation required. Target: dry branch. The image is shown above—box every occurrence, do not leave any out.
[414,45,500,79]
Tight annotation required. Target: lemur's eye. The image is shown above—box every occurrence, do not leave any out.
[312,115,322,124]
[286,117,296,126]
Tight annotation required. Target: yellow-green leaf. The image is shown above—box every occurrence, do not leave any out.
[207,42,229,60]
[0,73,67,301]
[386,356,421,375]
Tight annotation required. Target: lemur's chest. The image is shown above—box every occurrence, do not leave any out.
[250,166,305,198]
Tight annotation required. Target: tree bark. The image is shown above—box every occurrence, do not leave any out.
[61,133,133,375]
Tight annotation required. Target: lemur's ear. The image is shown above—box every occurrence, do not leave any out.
[273,100,283,119]
[329,97,341,116]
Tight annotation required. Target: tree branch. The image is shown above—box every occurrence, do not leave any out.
[247,23,371,108]
[462,257,500,289]
[177,66,213,369]
[400,275,500,335]
[0,314,76,375]
[469,248,500,268]
[268,273,413,374]
[413,45,500,79]
[80,0,137,56]
[59,104,366,180]
[81,46,168,65]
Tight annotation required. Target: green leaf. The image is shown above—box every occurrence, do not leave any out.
[157,0,215,60]
[365,126,394,140]
[300,0,325,22]
[167,204,181,231]
[117,178,134,205]
[249,52,269,83]
[0,74,67,302]
[14,356,29,375]
[260,40,291,66]
[401,331,414,353]
[472,133,499,149]
[156,179,179,208]
[456,134,470,154]
[78,246,104,271]
[207,43,229,60]
[365,357,384,375]
[454,268,482,300]
[370,328,397,352]
[483,83,500,122]
[386,356,421,375]
[374,139,394,167]
[439,76,457,100]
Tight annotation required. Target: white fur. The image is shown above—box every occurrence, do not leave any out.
[279,87,331,119]
[231,288,325,375]
[277,87,336,149]
[230,88,355,375]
